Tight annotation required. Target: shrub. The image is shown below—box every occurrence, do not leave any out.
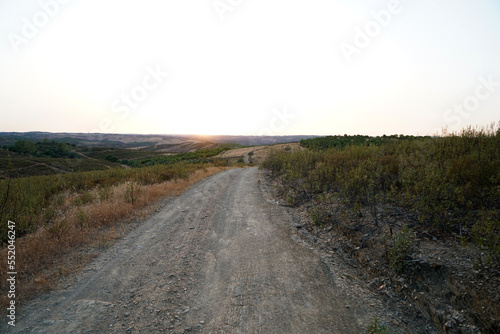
[105,155,118,162]
[308,193,335,226]
[97,185,113,202]
[388,224,414,273]
[470,210,500,267]
[73,190,95,206]
[76,209,88,229]
[124,182,141,204]
[47,220,70,240]
[261,123,499,244]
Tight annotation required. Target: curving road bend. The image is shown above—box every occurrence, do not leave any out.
[7,168,363,333]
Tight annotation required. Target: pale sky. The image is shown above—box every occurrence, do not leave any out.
[1,0,499,136]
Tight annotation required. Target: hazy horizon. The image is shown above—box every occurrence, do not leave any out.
[1,0,499,136]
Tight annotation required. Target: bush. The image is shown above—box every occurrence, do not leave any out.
[124,182,141,204]
[47,220,70,240]
[73,190,95,206]
[76,209,88,229]
[105,155,118,162]
[388,224,414,273]
[97,185,113,202]
[262,123,499,269]
[470,210,500,267]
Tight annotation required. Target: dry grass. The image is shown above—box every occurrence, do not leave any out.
[217,143,302,165]
[250,143,302,164]
[0,166,229,309]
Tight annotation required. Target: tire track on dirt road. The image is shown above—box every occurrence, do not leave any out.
[5,168,363,333]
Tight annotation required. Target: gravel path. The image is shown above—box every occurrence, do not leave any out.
[5,168,364,333]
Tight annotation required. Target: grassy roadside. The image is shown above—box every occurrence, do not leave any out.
[0,163,232,310]
[260,123,499,333]
[261,124,499,263]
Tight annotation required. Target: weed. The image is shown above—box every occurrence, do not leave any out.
[73,190,94,206]
[309,193,335,226]
[76,209,88,229]
[470,210,500,267]
[43,207,58,223]
[367,317,392,334]
[124,182,141,204]
[54,193,65,206]
[388,224,414,273]
[97,185,113,202]
[98,235,109,249]
[47,220,70,240]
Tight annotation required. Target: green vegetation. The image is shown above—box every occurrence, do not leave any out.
[125,147,232,167]
[0,137,242,179]
[388,224,414,273]
[262,123,500,268]
[0,138,242,243]
[0,160,228,244]
[8,139,79,159]
[300,134,429,151]
[0,139,124,178]
[76,146,165,160]
[105,154,119,162]
[0,157,118,178]
[367,317,392,334]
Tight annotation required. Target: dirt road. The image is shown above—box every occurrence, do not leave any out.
[7,168,364,333]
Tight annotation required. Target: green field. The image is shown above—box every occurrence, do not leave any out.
[0,155,119,179]
[125,147,233,167]
[76,146,167,160]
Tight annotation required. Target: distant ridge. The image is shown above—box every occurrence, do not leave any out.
[0,132,319,151]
